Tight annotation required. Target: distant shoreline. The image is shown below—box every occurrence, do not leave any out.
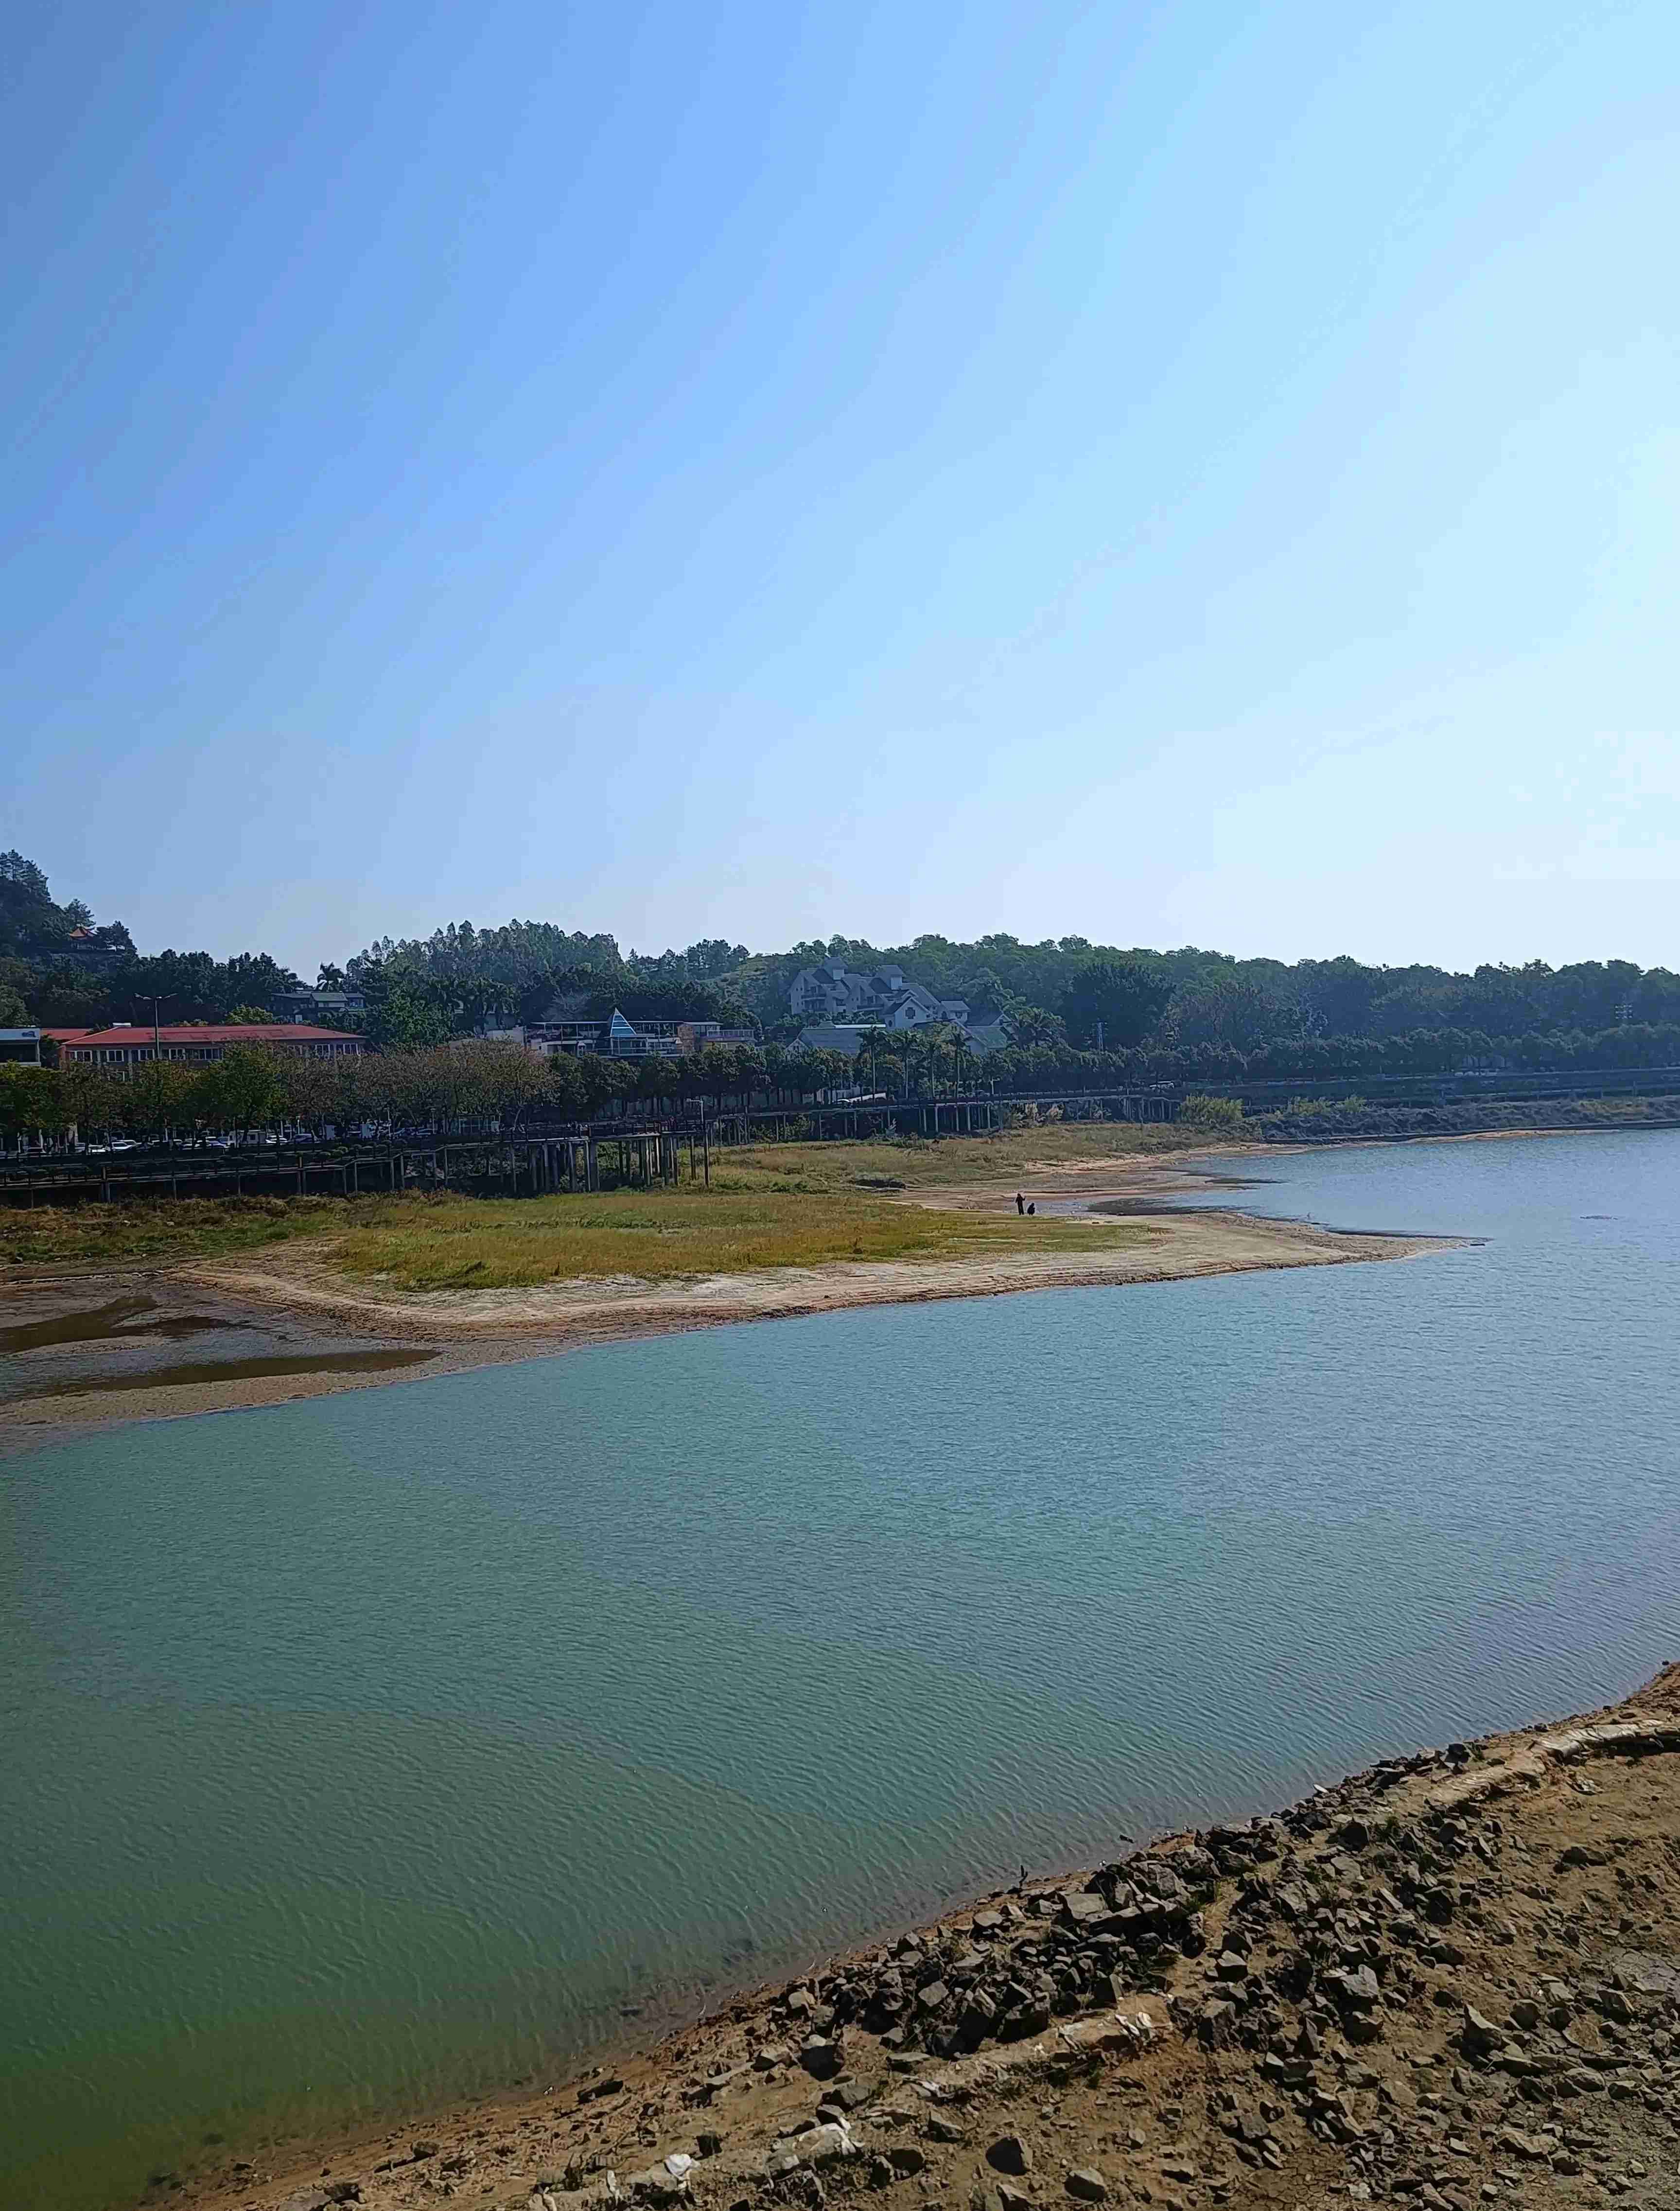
[1,1203,1451,1446]
[0,1136,1462,1446]
[13,1112,1670,1446]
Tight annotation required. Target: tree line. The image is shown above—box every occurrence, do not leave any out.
[9,1013,1679,1152]
[0,1038,862,1145]
[8,844,1680,1070]
[965,1019,1680,1094]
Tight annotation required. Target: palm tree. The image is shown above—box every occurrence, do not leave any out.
[856,1023,891,1094]
[917,1020,963,1098]
[948,1026,975,1096]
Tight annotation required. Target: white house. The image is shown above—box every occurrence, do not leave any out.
[789,960,969,1031]
[789,960,900,1021]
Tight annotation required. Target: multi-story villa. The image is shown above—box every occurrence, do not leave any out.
[788,959,970,1031]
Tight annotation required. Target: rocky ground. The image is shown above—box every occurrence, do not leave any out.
[173,1665,1680,2211]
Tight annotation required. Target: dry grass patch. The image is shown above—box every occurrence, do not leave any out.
[2,1194,343,1270]
[321,1188,1153,1291]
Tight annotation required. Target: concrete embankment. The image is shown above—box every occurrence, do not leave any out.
[180,1662,1680,2211]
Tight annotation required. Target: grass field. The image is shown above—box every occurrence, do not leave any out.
[325,1187,1152,1290]
[2,1121,1183,1284]
[2,1194,346,1270]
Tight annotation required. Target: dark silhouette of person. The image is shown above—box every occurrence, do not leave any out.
[1015,1192,1024,1214]
[1026,1201,1036,1215]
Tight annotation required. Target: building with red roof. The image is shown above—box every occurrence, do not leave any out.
[50,1024,365,1071]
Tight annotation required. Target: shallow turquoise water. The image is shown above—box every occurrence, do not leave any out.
[3,1129,1678,2205]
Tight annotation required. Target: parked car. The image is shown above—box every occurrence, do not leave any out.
[86,1139,140,1155]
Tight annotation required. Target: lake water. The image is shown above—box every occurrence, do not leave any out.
[4,1130,1679,2208]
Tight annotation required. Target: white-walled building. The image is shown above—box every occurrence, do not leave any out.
[789,960,969,1031]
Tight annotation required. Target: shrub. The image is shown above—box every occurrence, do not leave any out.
[1179,1094,1244,1129]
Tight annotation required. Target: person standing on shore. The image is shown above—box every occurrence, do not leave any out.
[1015,1192,1024,1214]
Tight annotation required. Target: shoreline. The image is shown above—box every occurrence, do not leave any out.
[13,1114,1661,1449]
[157,1659,1680,2211]
[11,1123,1680,2208]
[1,1159,1454,1445]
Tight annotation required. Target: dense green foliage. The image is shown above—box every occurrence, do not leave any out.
[1,850,298,1027]
[1058,960,1174,1049]
[5,847,1680,1085]
[0,1038,861,1144]
[0,849,126,961]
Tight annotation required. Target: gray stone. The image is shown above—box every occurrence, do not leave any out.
[1061,1889,1109,1925]
[1329,1965,1380,2010]
[771,2123,855,2170]
[987,2136,1033,2176]
[626,2166,686,2205]
[1497,2128,1552,2160]
[1065,2170,1108,2201]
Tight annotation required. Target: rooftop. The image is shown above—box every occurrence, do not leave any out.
[57,1023,363,1046]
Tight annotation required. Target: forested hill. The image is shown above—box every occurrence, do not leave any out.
[328,920,1680,1052]
[4,847,1680,1059]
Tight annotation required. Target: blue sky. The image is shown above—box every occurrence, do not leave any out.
[5,0,1677,976]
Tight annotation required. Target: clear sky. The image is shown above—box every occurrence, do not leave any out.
[6,0,1677,977]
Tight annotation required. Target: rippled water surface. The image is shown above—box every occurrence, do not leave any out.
[4,1130,1679,2207]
